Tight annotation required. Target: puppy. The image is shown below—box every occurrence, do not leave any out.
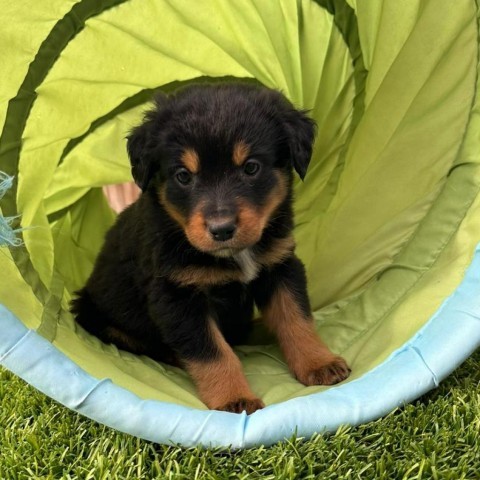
[71,83,350,414]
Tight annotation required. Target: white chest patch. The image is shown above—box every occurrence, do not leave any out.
[233,249,259,283]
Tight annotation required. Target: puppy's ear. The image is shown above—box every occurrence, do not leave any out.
[127,122,156,191]
[127,95,169,191]
[283,108,316,181]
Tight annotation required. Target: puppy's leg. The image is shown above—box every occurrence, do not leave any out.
[149,284,264,414]
[253,256,351,386]
[186,319,264,414]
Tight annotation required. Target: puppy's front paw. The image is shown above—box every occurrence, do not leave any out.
[301,357,351,386]
[216,397,265,414]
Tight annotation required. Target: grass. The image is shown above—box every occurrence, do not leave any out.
[1,349,479,480]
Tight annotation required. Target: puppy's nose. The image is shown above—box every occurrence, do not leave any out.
[208,218,236,242]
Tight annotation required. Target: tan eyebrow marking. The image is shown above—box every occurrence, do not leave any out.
[181,148,200,173]
[232,141,250,166]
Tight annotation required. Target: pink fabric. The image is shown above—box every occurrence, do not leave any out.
[103,182,141,213]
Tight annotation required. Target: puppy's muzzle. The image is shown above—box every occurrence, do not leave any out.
[207,216,236,242]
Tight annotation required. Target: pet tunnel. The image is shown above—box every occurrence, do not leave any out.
[1,0,480,448]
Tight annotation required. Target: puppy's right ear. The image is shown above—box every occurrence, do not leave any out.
[127,122,156,191]
[127,95,169,191]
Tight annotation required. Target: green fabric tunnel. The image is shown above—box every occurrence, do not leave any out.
[1,0,480,447]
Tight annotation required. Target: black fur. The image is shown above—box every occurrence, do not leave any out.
[71,83,316,380]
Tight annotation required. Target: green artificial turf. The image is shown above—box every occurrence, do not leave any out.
[1,349,479,480]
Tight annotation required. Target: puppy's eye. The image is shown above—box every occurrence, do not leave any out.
[175,168,193,186]
[243,159,260,176]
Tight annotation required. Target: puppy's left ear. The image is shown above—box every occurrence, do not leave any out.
[283,109,316,181]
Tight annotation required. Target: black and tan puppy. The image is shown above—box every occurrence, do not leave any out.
[71,83,350,414]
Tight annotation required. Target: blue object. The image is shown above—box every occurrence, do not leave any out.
[1,244,479,448]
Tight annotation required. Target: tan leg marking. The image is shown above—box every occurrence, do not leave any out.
[262,287,350,386]
[185,320,264,413]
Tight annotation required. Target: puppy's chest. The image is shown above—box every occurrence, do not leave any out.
[232,249,259,283]
[167,236,295,289]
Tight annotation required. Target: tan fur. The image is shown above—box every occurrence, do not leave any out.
[181,148,200,173]
[104,327,144,353]
[262,171,289,220]
[235,171,289,247]
[185,320,262,411]
[160,170,288,255]
[184,209,211,251]
[256,235,295,267]
[158,186,187,228]
[262,287,347,386]
[169,265,246,286]
[232,141,250,166]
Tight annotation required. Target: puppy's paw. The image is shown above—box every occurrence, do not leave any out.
[216,397,265,414]
[301,357,351,386]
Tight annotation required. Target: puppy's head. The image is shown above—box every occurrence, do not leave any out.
[127,84,316,256]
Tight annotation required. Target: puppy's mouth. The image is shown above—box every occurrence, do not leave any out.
[179,203,267,256]
[186,233,262,258]
[210,246,244,258]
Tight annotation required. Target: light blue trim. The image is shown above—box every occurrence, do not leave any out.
[1,244,479,448]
